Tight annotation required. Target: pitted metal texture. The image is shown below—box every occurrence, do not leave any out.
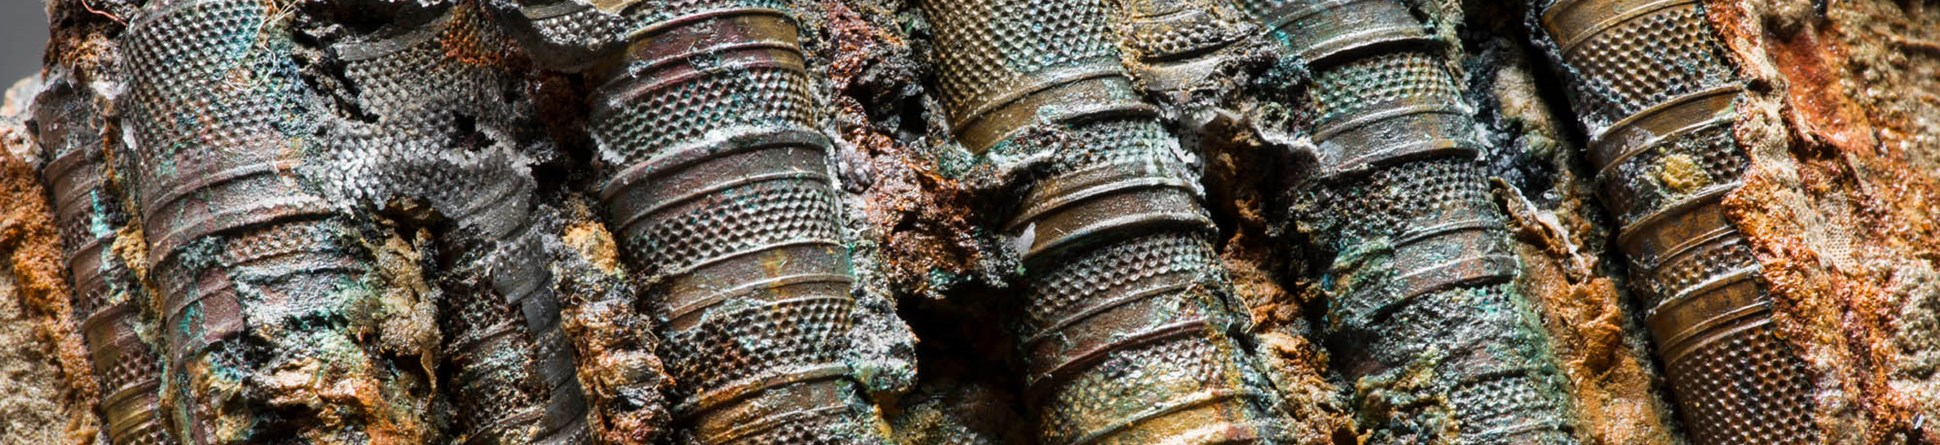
[1235,0,1580,442]
[122,0,422,441]
[323,5,592,443]
[33,79,178,445]
[1535,0,1820,443]
[921,0,1292,443]
[579,1,893,443]
[1098,0,1254,93]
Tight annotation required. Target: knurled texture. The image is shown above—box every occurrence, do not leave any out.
[1021,231,1218,333]
[1594,122,1747,226]
[1304,158,1500,243]
[660,296,856,395]
[442,276,551,443]
[1110,0,1250,62]
[591,66,816,169]
[1038,331,1242,445]
[919,0,1123,122]
[1306,50,1464,124]
[1664,319,1820,445]
[628,179,842,278]
[1537,1,1821,443]
[588,6,889,444]
[124,0,313,193]
[622,0,793,29]
[1548,1,1735,127]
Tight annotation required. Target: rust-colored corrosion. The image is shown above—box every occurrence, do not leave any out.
[321,4,594,442]
[1232,0,1582,442]
[2,99,103,445]
[506,0,902,443]
[920,0,1294,443]
[33,77,175,445]
[1704,0,1940,441]
[1534,0,1821,443]
[122,0,433,441]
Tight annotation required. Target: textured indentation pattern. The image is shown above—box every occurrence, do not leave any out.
[1557,2,1734,126]
[1022,231,1219,331]
[632,180,842,277]
[1665,321,1820,445]
[921,0,1120,118]
[1307,158,1500,242]
[592,67,817,168]
[1537,1,1821,443]
[1308,50,1464,123]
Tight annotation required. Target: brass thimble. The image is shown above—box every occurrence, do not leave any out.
[586,2,892,443]
[922,0,1291,443]
[1237,1,1582,442]
[1540,0,1819,443]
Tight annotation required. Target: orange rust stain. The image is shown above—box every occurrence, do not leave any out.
[0,141,102,445]
[1709,1,1940,440]
[1501,181,1680,445]
[440,2,510,68]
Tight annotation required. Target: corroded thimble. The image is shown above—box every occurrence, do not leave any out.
[584,1,893,443]
[35,80,178,445]
[1235,0,1582,442]
[1539,0,1820,443]
[921,0,1292,443]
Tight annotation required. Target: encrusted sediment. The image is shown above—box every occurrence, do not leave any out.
[1532,0,1821,443]
[1222,0,1584,442]
[919,0,1295,442]
[122,0,434,441]
[34,75,175,445]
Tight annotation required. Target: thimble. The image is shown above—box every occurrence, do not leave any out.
[1539,0,1819,443]
[922,0,1292,443]
[585,1,893,443]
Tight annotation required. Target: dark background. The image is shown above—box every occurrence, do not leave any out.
[2,3,48,88]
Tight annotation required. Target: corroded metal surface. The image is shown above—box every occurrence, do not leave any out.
[921,0,1290,443]
[122,0,426,441]
[563,1,896,443]
[1234,0,1581,443]
[34,79,177,445]
[1100,0,1254,93]
[1535,0,1820,443]
[324,5,593,443]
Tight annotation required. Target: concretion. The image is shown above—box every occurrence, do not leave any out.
[321,4,592,443]
[34,78,176,445]
[920,0,1292,443]
[122,0,429,441]
[1533,0,1820,443]
[1232,0,1581,443]
[556,1,897,443]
